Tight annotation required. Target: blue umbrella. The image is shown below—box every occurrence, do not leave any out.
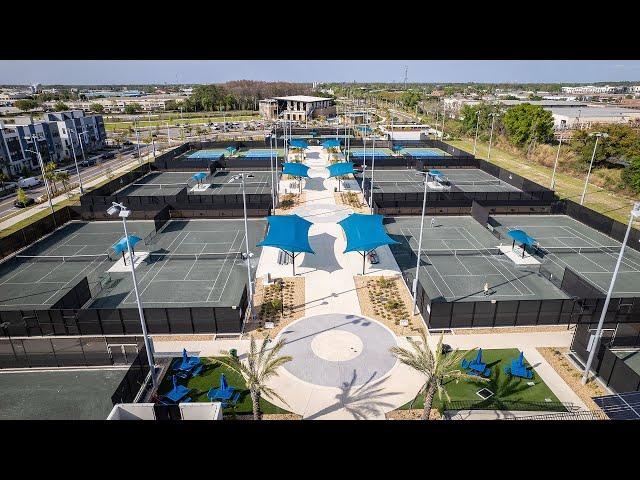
[192,172,207,185]
[392,145,404,152]
[226,146,237,154]
[111,235,142,256]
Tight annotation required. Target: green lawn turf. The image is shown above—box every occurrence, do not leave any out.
[402,348,566,413]
[157,357,290,416]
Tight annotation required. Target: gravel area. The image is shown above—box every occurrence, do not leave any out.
[453,325,571,335]
[386,409,441,420]
[276,192,306,213]
[244,275,305,339]
[537,347,608,413]
[152,334,215,342]
[334,192,369,214]
[354,275,426,335]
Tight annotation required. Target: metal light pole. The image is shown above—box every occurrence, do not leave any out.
[441,100,445,140]
[74,127,87,164]
[67,128,84,194]
[134,117,142,165]
[550,131,564,190]
[487,113,498,161]
[582,202,640,385]
[580,132,608,206]
[25,137,55,221]
[412,170,429,314]
[473,110,481,156]
[269,134,276,209]
[231,174,255,321]
[107,202,157,388]
[368,133,376,214]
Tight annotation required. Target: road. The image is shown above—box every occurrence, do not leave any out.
[0,145,151,221]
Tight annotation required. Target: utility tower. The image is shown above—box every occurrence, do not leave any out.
[403,65,408,89]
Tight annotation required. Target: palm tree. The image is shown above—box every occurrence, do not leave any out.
[0,171,8,193]
[216,335,292,420]
[390,330,486,420]
[43,162,58,194]
[55,171,70,193]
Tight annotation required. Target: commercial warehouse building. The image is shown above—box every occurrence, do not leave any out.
[259,95,336,121]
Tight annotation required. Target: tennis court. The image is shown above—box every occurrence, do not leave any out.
[348,147,395,158]
[492,215,640,297]
[182,149,227,160]
[402,147,451,157]
[385,216,568,302]
[0,221,155,308]
[237,148,284,158]
[116,171,196,197]
[354,168,519,194]
[0,218,266,309]
[207,170,278,195]
[90,218,267,308]
[437,169,521,192]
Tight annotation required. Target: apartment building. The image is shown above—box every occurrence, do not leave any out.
[0,111,106,177]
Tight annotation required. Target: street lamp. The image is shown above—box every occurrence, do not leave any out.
[580,132,608,205]
[24,136,55,222]
[412,170,430,314]
[230,173,255,322]
[107,202,157,387]
[473,110,481,156]
[581,201,640,385]
[134,116,142,165]
[67,128,85,194]
[550,127,565,190]
[487,113,499,161]
[368,129,377,214]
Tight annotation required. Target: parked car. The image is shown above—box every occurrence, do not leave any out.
[14,197,35,208]
[17,176,42,189]
[101,152,115,159]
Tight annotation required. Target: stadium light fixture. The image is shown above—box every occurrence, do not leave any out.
[582,201,640,385]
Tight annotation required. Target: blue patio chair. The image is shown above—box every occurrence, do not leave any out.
[222,391,242,408]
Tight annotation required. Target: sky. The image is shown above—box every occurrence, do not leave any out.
[1,60,640,85]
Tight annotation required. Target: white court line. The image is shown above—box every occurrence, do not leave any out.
[562,225,640,272]
[206,229,241,303]
[399,225,448,300]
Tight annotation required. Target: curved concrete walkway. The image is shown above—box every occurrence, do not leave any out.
[256,146,425,419]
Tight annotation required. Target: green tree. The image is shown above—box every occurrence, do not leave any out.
[164,100,180,111]
[0,171,7,191]
[16,187,28,204]
[190,84,227,112]
[53,101,69,111]
[43,162,58,194]
[90,103,104,113]
[216,335,292,420]
[390,331,484,420]
[400,90,422,108]
[502,103,554,147]
[621,156,640,193]
[124,103,142,115]
[571,124,640,166]
[459,103,501,141]
[54,171,71,192]
[14,99,40,111]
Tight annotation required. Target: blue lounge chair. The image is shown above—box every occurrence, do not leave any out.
[504,352,534,379]
[221,391,242,408]
[207,373,237,402]
[461,349,491,377]
[163,375,192,403]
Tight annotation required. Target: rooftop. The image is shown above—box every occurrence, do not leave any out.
[273,95,333,103]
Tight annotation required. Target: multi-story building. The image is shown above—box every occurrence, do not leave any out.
[46,94,187,113]
[561,85,627,95]
[0,111,106,177]
[259,95,336,121]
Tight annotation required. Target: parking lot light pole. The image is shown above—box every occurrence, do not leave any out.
[487,113,498,161]
[134,117,142,165]
[550,130,564,190]
[24,137,55,221]
[473,110,481,156]
[368,133,376,214]
[580,132,608,206]
[412,170,430,315]
[107,202,157,387]
[67,129,84,194]
[582,202,640,385]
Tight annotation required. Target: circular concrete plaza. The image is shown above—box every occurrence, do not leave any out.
[276,313,398,388]
[293,203,353,223]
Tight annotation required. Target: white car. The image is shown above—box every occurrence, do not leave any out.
[18,176,42,189]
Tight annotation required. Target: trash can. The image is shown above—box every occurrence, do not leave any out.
[230,349,238,359]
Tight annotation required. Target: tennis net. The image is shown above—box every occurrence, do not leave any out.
[537,245,621,255]
[452,180,501,186]
[130,182,189,190]
[16,253,112,263]
[146,252,244,261]
[419,248,502,257]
